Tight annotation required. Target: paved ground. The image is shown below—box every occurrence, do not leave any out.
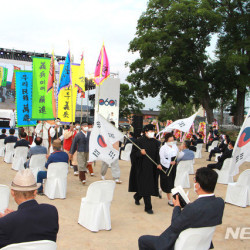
[0,147,249,250]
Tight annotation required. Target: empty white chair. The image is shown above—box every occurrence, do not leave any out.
[208,141,219,153]
[174,226,216,250]
[225,169,250,207]
[174,160,193,188]
[0,139,5,157]
[44,162,68,199]
[4,143,15,164]
[1,240,57,250]
[12,147,29,171]
[0,185,10,214]
[29,154,47,178]
[120,143,133,161]
[195,144,203,159]
[78,180,116,232]
[214,158,233,184]
[215,153,222,162]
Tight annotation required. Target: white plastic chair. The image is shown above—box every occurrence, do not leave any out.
[208,141,219,153]
[0,185,10,214]
[195,144,203,159]
[214,158,233,184]
[174,226,216,250]
[78,180,116,232]
[12,147,29,171]
[44,162,68,199]
[4,143,15,163]
[215,153,222,162]
[0,139,5,157]
[225,169,250,208]
[174,160,193,188]
[120,143,133,161]
[1,240,57,250]
[29,154,47,179]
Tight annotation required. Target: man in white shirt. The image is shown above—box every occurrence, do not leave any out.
[35,121,51,150]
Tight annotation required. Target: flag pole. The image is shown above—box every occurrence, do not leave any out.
[124,135,167,174]
[68,41,73,125]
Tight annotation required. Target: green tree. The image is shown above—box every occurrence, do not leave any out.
[158,99,194,122]
[119,83,145,118]
[215,0,250,125]
[127,0,222,123]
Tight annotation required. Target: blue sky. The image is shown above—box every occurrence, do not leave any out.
[1,0,248,111]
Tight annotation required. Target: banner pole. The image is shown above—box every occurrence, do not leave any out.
[125,135,167,174]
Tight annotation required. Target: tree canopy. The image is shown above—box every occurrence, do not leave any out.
[119,83,145,118]
[127,0,249,125]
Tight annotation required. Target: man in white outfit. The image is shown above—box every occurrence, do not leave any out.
[35,121,51,150]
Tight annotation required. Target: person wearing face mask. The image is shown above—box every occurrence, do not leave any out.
[138,167,225,250]
[69,122,91,184]
[207,135,230,161]
[207,141,235,170]
[159,133,179,206]
[129,124,162,214]
[63,123,78,175]
[49,118,63,144]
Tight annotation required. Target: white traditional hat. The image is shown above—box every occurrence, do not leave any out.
[11,169,41,191]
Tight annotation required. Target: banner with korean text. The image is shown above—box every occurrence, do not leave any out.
[15,70,37,127]
[57,63,79,122]
[2,67,8,87]
[32,57,55,120]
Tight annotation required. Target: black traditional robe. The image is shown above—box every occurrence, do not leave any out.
[129,136,160,197]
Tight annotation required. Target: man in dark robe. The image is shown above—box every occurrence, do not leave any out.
[129,124,161,214]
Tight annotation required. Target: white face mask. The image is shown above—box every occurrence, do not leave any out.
[88,128,92,132]
[83,127,88,132]
[167,141,174,147]
[57,122,60,125]
[147,132,155,138]
[75,125,80,130]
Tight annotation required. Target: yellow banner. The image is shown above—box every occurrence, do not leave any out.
[0,67,3,86]
[58,63,79,122]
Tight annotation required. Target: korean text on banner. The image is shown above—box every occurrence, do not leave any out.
[2,67,8,87]
[231,109,250,176]
[89,113,124,165]
[32,57,55,120]
[57,63,79,122]
[15,70,37,127]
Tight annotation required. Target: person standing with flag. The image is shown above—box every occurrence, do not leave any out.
[69,123,91,184]
[129,124,161,214]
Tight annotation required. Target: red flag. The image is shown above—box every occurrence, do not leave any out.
[47,51,57,118]
[47,52,55,92]
[11,66,21,90]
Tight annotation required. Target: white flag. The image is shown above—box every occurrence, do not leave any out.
[231,109,250,176]
[89,113,124,165]
[158,112,198,134]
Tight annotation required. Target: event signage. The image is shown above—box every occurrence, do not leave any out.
[57,63,79,122]
[31,57,55,120]
[15,70,37,127]
[2,67,8,87]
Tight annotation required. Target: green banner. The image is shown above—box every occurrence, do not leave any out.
[31,57,55,120]
[2,67,8,87]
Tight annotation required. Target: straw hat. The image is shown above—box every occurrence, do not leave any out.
[11,169,41,191]
[52,139,61,148]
